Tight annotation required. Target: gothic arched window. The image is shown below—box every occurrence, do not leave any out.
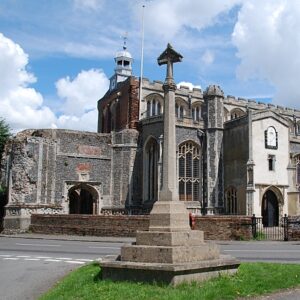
[192,105,201,121]
[225,187,238,215]
[175,103,184,119]
[296,155,300,187]
[230,108,246,120]
[178,142,201,202]
[144,138,159,202]
[146,98,162,118]
[297,121,300,135]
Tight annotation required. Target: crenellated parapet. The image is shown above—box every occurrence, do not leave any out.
[224,94,300,117]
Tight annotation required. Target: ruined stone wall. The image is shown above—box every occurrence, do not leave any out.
[53,130,112,210]
[1,128,142,231]
[110,129,139,208]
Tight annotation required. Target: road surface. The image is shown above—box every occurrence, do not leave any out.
[0,235,300,299]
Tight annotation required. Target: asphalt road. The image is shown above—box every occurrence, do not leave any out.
[0,236,124,300]
[0,235,300,300]
[219,240,300,263]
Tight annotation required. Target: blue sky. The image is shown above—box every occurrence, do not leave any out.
[0,0,299,132]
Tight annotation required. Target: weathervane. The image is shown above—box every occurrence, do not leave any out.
[121,32,128,50]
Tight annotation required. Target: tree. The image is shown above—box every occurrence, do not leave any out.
[0,118,10,160]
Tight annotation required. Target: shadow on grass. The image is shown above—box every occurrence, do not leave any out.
[93,265,169,288]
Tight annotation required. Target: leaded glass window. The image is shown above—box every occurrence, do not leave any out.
[178,142,201,201]
[225,187,237,215]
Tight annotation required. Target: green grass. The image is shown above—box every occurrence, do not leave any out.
[40,262,300,300]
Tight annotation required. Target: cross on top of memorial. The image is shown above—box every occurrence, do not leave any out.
[157,43,183,65]
[157,44,183,87]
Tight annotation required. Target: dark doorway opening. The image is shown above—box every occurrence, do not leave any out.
[262,190,279,227]
[69,186,96,214]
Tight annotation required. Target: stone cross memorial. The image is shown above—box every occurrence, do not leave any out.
[100,44,240,285]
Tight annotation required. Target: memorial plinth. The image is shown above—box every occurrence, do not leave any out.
[100,44,240,285]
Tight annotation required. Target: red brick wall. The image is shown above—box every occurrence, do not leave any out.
[30,214,149,237]
[30,214,252,240]
[98,77,140,133]
[194,215,252,240]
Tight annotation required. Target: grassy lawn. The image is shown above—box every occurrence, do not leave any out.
[40,262,300,300]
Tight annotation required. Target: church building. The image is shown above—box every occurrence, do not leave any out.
[1,44,300,232]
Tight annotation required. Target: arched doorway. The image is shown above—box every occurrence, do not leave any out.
[68,185,97,214]
[262,190,279,227]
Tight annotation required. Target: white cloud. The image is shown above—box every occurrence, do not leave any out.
[57,109,98,132]
[232,0,300,108]
[73,0,104,11]
[0,33,56,132]
[0,33,35,97]
[140,0,241,41]
[56,69,109,116]
[201,50,214,65]
[0,33,109,132]
[55,69,109,131]
[177,81,201,91]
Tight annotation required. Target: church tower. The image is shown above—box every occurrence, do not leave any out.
[109,36,133,91]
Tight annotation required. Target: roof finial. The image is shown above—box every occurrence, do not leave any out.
[122,32,128,50]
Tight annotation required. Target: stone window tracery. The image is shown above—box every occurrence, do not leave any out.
[297,121,300,135]
[178,142,201,202]
[225,187,237,215]
[192,105,201,121]
[146,99,161,117]
[296,155,300,187]
[230,108,245,120]
[175,103,184,119]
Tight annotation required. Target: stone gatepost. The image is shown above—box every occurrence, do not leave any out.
[100,45,240,285]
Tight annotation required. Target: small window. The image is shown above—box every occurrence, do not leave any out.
[230,108,245,120]
[146,99,162,118]
[297,121,300,135]
[268,155,275,171]
[225,187,238,215]
[296,155,300,186]
[124,60,129,67]
[192,106,201,121]
[175,103,184,119]
[157,102,161,115]
[117,60,122,66]
[146,101,151,117]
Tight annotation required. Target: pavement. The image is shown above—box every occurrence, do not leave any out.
[243,288,300,300]
[0,232,135,243]
[1,233,300,300]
